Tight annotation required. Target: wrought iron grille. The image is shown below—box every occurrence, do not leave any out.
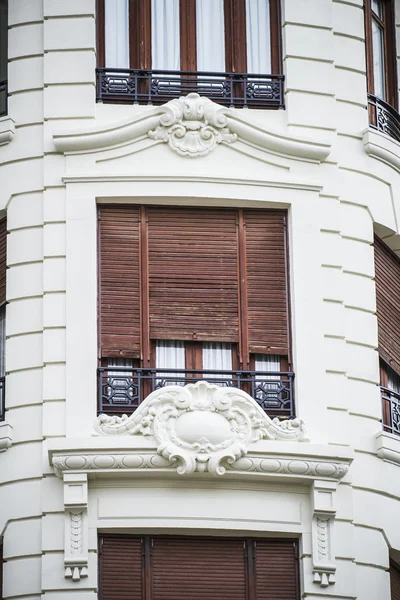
[98,367,295,419]
[381,386,400,436]
[368,93,400,143]
[0,80,7,117]
[0,376,5,422]
[96,68,285,109]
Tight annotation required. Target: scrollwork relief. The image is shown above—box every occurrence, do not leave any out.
[148,93,237,157]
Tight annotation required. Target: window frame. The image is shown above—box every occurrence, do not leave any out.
[96,0,282,75]
[364,0,398,109]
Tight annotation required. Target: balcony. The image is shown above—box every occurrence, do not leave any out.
[0,376,5,422]
[381,386,400,436]
[368,93,400,143]
[0,80,7,117]
[98,367,295,420]
[96,68,285,110]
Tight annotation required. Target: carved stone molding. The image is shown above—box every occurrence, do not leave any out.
[94,381,308,475]
[148,93,237,157]
[0,421,12,452]
[0,116,15,147]
[311,480,337,587]
[63,473,88,582]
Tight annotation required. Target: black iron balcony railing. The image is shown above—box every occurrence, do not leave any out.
[96,68,285,110]
[368,93,400,143]
[0,376,5,422]
[381,386,400,437]
[98,367,295,420]
[0,80,7,117]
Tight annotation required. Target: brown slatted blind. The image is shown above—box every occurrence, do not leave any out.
[98,206,141,357]
[0,218,6,307]
[391,559,400,600]
[245,210,289,355]
[0,541,3,600]
[255,540,298,600]
[375,236,400,375]
[151,537,246,600]
[99,535,143,600]
[147,207,239,343]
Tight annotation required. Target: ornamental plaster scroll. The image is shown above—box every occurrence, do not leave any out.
[63,473,88,582]
[311,480,337,587]
[148,93,237,157]
[94,380,308,475]
[52,94,331,161]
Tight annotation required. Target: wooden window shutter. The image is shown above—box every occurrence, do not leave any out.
[147,207,239,343]
[98,206,141,358]
[151,536,246,600]
[99,535,143,600]
[374,235,400,375]
[0,218,6,308]
[255,540,298,600]
[391,559,400,600]
[244,210,289,356]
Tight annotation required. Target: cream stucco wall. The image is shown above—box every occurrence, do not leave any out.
[0,0,400,598]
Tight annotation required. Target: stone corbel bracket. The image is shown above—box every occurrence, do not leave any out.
[63,473,89,582]
[311,480,337,587]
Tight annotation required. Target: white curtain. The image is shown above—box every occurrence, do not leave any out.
[196,0,225,72]
[372,19,386,100]
[202,342,232,379]
[156,340,185,384]
[105,0,129,68]
[0,305,5,378]
[246,0,271,73]
[255,354,280,388]
[152,0,180,70]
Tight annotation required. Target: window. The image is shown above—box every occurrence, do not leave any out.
[98,205,293,417]
[95,0,284,108]
[391,558,400,600]
[0,0,7,116]
[99,535,299,600]
[374,235,400,435]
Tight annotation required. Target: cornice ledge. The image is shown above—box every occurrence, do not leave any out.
[376,430,400,465]
[53,93,331,161]
[363,127,400,172]
[0,421,13,451]
[0,116,15,147]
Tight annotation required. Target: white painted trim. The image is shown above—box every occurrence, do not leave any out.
[0,420,13,451]
[0,116,15,147]
[363,127,400,173]
[376,430,400,465]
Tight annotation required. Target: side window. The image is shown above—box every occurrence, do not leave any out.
[0,0,7,116]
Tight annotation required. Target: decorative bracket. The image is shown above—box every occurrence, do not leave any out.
[63,473,88,582]
[311,480,337,587]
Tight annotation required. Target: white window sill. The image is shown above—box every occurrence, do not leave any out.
[376,430,400,466]
[363,126,400,173]
[0,116,15,146]
[0,420,13,451]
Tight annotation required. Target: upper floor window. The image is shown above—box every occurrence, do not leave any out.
[95,0,284,109]
[374,235,400,436]
[364,0,399,141]
[0,0,7,116]
[97,205,294,418]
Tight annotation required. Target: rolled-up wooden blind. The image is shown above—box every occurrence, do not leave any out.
[99,535,143,600]
[374,235,400,375]
[244,210,288,355]
[0,218,7,307]
[391,559,400,600]
[98,206,141,357]
[147,207,239,343]
[255,540,298,600]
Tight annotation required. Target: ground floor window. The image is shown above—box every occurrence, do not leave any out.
[99,534,299,599]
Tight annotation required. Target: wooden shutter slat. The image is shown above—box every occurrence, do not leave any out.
[391,559,400,600]
[0,218,6,307]
[375,236,400,375]
[255,540,298,600]
[98,206,141,357]
[245,210,289,355]
[151,537,246,600]
[99,535,143,600]
[147,207,239,343]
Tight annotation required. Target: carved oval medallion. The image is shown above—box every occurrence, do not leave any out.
[174,411,233,445]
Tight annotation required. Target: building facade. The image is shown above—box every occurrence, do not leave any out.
[0,0,400,598]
